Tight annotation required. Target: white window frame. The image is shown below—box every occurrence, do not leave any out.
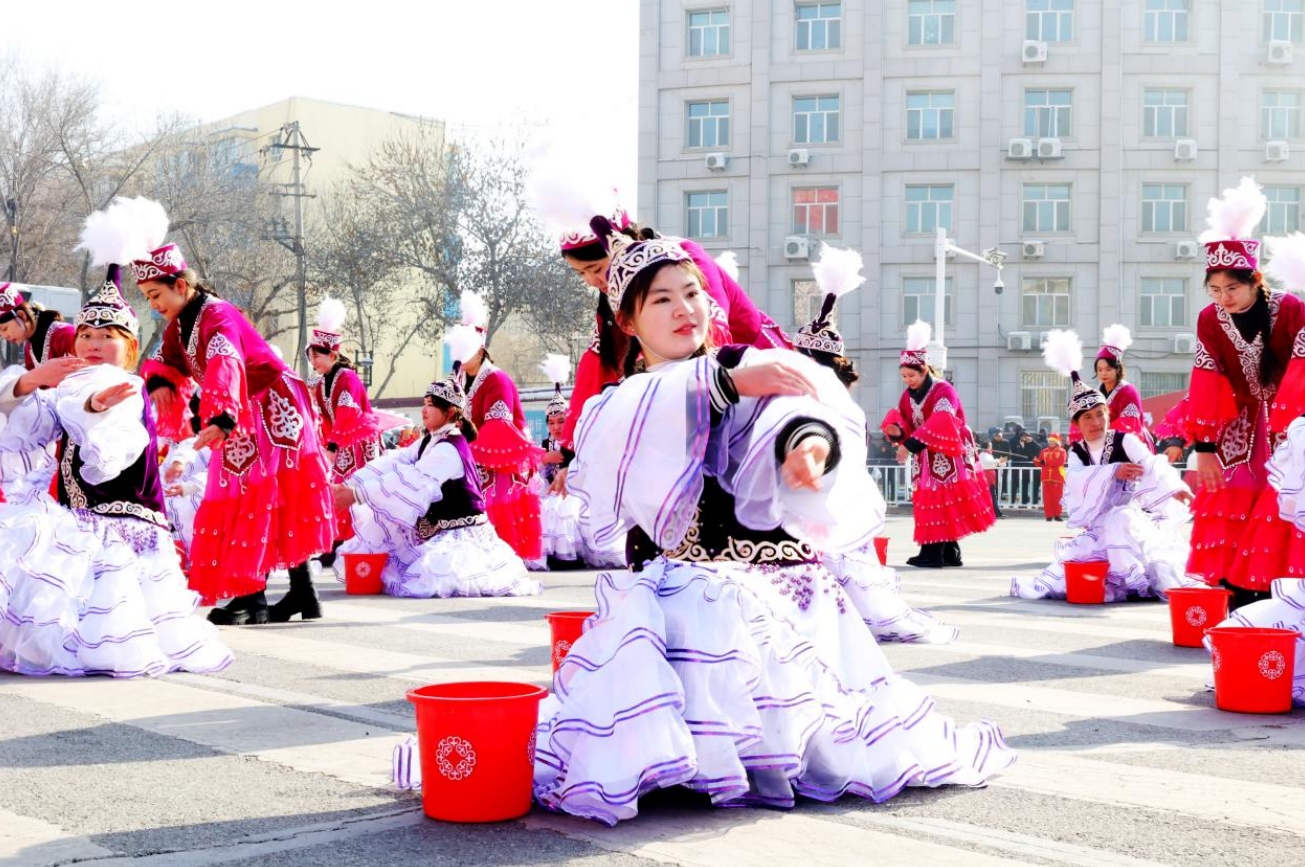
[1139,277,1188,328]
[791,186,841,236]
[792,278,825,325]
[904,184,954,235]
[1263,186,1303,235]
[687,8,731,58]
[1142,184,1188,233]
[1264,0,1305,43]
[1022,184,1072,233]
[1144,0,1189,42]
[793,95,841,144]
[903,276,954,327]
[1024,89,1073,138]
[905,91,956,141]
[686,190,729,239]
[1139,371,1189,398]
[1142,88,1189,137]
[1021,370,1068,423]
[1262,90,1303,140]
[1026,0,1074,42]
[686,99,730,149]
[907,0,957,46]
[796,2,842,51]
[1021,277,1072,328]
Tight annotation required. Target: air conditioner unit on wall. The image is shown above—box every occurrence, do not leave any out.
[1037,138,1063,159]
[1174,139,1198,161]
[784,236,811,260]
[1266,141,1290,162]
[787,148,810,167]
[1008,138,1034,159]
[705,152,728,170]
[1022,241,1046,259]
[1173,333,1197,354]
[1007,331,1033,351]
[1268,40,1294,65]
[1175,240,1200,259]
[1022,40,1047,63]
[1038,331,1053,348]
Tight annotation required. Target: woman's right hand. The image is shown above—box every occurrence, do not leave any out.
[1114,462,1144,482]
[14,356,87,396]
[1195,451,1223,492]
[550,466,568,498]
[729,359,818,399]
[150,385,177,418]
[883,423,903,439]
[1164,445,1185,465]
[541,451,565,465]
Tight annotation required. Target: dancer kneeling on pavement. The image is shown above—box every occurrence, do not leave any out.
[530,353,585,570]
[0,230,231,677]
[533,219,1013,825]
[792,245,956,644]
[1011,330,1199,602]
[332,352,540,599]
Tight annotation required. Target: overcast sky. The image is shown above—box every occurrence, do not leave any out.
[2,0,640,199]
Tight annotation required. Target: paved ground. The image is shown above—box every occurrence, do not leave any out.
[2,515,1302,867]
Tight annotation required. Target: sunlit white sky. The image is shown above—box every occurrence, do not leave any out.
[1,0,640,201]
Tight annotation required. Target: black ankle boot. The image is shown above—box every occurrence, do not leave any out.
[943,541,962,567]
[1221,579,1271,612]
[906,543,945,568]
[207,591,269,626]
[269,563,323,623]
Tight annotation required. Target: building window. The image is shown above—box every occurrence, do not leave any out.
[1263,186,1303,234]
[904,184,954,234]
[1142,89,1189,137]
[1027,0,1074,42]
[1142,184,1188,233]
[1265,0,1304,42]
[1140,277,1188,327]
[1021,277,1071,327]
[906,91,955,140]
[903,277,954,326]
[792,279,825,324]
[1139,371,1188,398]
[1262,90,1302,139]
[793,95,841,144]
[1144,0,1189,42]
[908,0,956,45]
[792,187,840,235]
[1021,371,1067,422]
[686,191,728,238]
[1024,89,1073,138]
[1022,184,1071,233]
[687,9,730,57]
[686,100,730,149]
[796,2,842,50]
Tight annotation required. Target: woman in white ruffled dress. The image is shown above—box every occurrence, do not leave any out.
[162,432,210,566]
[0,238,231,677]
[333,359,541,599]
[533,221,1014,825]
[1011,331,1198,602]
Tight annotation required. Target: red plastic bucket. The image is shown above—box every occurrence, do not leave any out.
[342,552,387,595]
[873,537,889,566]
[407,681,548,822]
[1206,627,1300,714]
[545,611,594,672]
[1167,587,1231,648]
[1064,560,1108,604]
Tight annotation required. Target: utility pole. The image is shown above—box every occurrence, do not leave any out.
[5,197,18,282]
[261,122,318,378]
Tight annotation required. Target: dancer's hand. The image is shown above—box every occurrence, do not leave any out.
[1164,445,1184,465]
[541,451,565,465]
[90,382,137,413]
[164,461,185,484]
[782,437,830,491]
[883,423,903,439]
[550,467,568,498]
[1114,462,1144,482]
[149,385,176,417]
[194,424,227,451]
[730,359,818,399]
[14,356,87,395]
[164,483,184,497]
[1194,451,1223,492]
[1174,489,1194,506]
[332,484,356,512]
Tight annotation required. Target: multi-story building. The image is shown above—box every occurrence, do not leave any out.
[639,0,1305,431]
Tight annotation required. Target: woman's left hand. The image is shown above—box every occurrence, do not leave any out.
[332,484,357,512]
[1174,489,1194,506]
[730,359,818,399]
[781,437,830,491]
[194,424,228,451]
[90,382,138,413]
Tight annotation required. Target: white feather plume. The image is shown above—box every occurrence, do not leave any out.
[75,196,168,265]
[459,290,488,329]
[525,143,621,235]
[1264,232,1305,290]
[715,251,740,282]
[316,297,347,333]
[1100,323,1132,353]
[812,245,866,299]
[905,320,931,352]
[538,353,571,386]
[1199,176,1267,244]
[443,324,483,366]
[1042,329,1083,378]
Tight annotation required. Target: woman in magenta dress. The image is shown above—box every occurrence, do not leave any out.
[307,299,382,553]
[1186,178,1305,608]
[882,321,995,569]
[1091,324,1152,450]
[0,283,76,370]
[135,202,334,625]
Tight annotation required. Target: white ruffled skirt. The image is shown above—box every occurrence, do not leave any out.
[540,493,583,563]
[0,499,233,678]
[824,545,958,644]
[533,557,1015,825]
[1215,578,1305,708]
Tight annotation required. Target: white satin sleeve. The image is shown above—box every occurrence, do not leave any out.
[55,367,148,486]
[349,436,463,527]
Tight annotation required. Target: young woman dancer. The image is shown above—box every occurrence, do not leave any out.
[1081,325,1153,450]
[533,220,1013,825]
[1011,331,1199,602]
[533,353,584,569]
[882,322,995,568]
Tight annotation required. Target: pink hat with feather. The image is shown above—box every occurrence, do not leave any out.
[1199,177,1266,273]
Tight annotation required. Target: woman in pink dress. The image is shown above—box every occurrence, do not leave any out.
[1092,325,1153,450]
[0,283,76,370]
[135,201,334,625]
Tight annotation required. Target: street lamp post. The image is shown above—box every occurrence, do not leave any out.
[933,227,1007,372]
[358,352,374,388]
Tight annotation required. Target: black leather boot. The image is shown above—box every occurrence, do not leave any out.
[206,591,269,626]
[906,543,945,568]
[268,563,323,623]
[943,541,963,567]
